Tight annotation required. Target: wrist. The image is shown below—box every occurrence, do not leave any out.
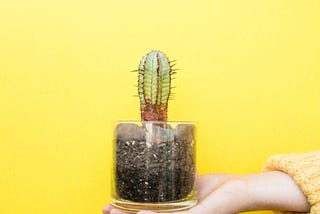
[216,175,251,213]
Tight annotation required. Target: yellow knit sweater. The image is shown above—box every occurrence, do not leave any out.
[263,151,320,214]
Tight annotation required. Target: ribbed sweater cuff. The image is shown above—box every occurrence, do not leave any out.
[263,151,320,214]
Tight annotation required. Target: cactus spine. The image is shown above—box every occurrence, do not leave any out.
[138,50,174,121]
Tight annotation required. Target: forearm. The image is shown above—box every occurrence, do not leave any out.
[239,171,310,213]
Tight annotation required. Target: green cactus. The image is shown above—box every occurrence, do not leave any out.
[137,50,175,121]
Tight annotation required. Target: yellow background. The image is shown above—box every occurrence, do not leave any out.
[0,0,319,213]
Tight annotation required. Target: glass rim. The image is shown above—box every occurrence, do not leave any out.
[113,120,197,124]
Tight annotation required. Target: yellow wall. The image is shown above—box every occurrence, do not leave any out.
[0,0,319,213]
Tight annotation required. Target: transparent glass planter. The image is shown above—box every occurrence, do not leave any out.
[111,121,197,213]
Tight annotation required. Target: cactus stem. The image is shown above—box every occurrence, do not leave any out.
[138,50,173,121]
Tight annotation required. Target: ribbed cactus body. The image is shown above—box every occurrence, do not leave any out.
[138,50,173,121]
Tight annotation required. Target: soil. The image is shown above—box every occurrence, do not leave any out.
[115,123,196,202]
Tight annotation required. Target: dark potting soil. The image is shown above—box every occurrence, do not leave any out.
[115,123,196,202]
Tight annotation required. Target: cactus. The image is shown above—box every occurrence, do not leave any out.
[137,50,175,121]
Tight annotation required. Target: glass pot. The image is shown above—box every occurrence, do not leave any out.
[111,121,197,213]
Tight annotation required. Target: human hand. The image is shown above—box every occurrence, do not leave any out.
[103,172,310,214]
[102,174,233,214]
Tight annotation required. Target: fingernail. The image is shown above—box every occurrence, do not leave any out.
[102,204,112,213]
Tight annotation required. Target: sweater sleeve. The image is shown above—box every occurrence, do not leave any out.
[263,151,320,214]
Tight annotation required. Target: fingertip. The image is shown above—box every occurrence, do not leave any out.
[102,204,113,213]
